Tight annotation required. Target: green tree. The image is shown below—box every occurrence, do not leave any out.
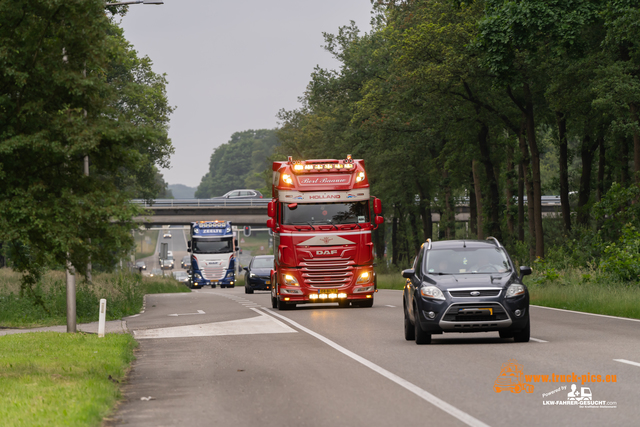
[0,0,174,294]
[195,129,279,198]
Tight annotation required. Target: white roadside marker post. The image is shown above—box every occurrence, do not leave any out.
[98,299,107,338]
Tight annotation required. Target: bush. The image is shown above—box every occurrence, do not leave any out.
[599,224,640,282]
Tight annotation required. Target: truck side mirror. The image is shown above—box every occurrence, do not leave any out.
[268,201,275,218]
[187,241,191,249]
[375,216,384,225]
[373,198,382,215]
[267,218,275,230]
[235,239,238,248]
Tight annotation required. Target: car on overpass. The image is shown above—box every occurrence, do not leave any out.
[214,189,263,199]
[244,255,274,294]
[402,238,532,344]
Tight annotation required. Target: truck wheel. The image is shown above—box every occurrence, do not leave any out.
[513,317,530,343]
[277,297,291,311]
[271,295,277,308]
[404,304,415,341]
[355,297,374,308]
[414,303,431,344]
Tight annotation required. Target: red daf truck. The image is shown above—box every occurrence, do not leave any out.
[267,155,384,310]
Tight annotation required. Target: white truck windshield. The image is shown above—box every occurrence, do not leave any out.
[192,238,233,254]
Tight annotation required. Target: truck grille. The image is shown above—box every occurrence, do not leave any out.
[203,266,224,280]
[300,257,355,288]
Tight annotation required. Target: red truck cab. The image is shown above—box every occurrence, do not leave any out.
[267,155,383,310]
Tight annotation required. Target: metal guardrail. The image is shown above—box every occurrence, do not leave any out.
[131,198,271,208]
[131,196,565,208]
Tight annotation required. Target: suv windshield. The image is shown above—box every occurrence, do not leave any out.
[282,201,369,225]
[192,238,233,254]
[425,247,511,274]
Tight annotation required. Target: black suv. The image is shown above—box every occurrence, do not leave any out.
[402,238,532,344]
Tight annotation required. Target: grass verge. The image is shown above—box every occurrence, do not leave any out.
[0,332,137,427]
[375,270,640,320]
[0,270,190,329]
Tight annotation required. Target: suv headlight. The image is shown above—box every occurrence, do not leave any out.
[283,274,299,286]
[420,285,445,300]
[506,283,525,298]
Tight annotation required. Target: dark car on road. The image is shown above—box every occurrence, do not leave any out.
[402,238,532,344]
[181,255,190,269]
[135,260,146,271]
[160,258,174,270]
[244,255,274,294]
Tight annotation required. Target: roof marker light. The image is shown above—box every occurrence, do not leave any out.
[293,164,304,171]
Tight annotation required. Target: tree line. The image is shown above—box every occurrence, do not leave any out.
[272,0,640,268]
[0,1,173,293]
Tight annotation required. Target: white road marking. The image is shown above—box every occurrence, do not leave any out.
[613,359,640,368]
[529,337,548,343]
[167,310,205,317]
[134,308,297,339]
[532,305,640,323]
[385,305,396,308]
[262,308,490,427]
[127,314,141,318]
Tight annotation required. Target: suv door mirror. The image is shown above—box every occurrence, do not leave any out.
[401,269,415,279]
[519,266,532,278]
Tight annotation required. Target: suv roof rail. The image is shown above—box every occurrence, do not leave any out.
[426,238,432,250]
[486,236,502,248]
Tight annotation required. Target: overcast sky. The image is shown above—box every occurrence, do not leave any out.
[119,1,374,189]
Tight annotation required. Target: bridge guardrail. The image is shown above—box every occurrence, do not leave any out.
[131,199,271,208]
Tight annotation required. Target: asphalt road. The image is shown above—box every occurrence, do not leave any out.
[110,286,640,426]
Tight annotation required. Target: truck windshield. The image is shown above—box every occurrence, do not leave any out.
[282,201,370,225]
[192,238,233,254]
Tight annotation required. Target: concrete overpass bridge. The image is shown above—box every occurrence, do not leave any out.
[131,196,565,227]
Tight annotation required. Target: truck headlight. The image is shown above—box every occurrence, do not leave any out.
[356,271,372,285]
[420,285,445,300]
[506,284,525,298]
[283,274,299,286]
